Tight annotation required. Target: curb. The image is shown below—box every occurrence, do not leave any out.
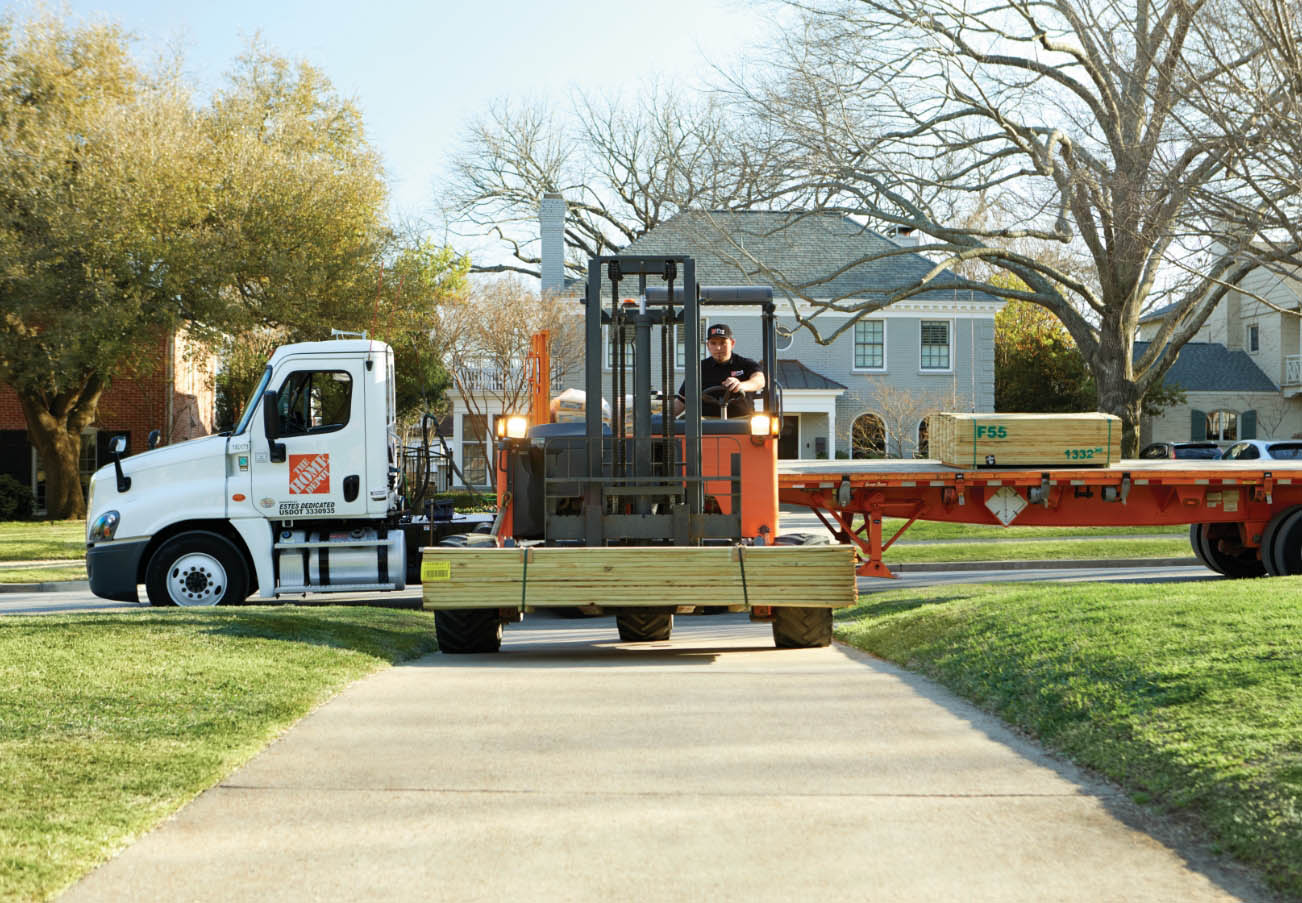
[0,580,90,594]
[888,557,1202,574]
[0,557,1207,594]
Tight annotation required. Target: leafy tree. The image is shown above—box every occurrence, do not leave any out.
[995,301,1097,413]
[0,16,389,518]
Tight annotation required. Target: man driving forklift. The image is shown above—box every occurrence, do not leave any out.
[673,323,766,418]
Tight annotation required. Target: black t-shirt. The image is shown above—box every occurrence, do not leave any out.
[677,353,762,416]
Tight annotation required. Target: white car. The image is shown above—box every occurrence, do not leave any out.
[1221,439,1302,461]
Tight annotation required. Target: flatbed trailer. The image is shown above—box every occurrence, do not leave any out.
[777,458,1302,579]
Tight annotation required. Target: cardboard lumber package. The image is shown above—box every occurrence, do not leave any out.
[927,412,1122,468]
[421,545,857,611]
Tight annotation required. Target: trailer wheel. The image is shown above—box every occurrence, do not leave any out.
[1268,508,1302,577]
[1189,524,1213,571]
[434,609,503,653]
[616,612,673,642]
[772,606,833,648]
[1262,507,1301,576]
[1196,523,1266,578]
[145,531,250,607]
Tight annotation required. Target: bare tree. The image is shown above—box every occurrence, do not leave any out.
[442,85,786,282]
[436,277,583,488]
[723,0,1302,452]
[855,378,966,458]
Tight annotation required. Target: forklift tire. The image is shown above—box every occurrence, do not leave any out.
[435,609,503,653]
[772,606,833,648]
[616,612,673,642]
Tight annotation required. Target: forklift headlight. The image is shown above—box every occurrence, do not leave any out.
[89,510,120,542]
[498,415,529,440]
[750,414,778,437]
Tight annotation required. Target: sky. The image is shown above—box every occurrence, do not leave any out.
[43,0,777,251]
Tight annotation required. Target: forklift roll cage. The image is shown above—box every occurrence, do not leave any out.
[576,255,779,546]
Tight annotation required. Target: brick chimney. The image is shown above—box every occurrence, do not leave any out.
[539,192,566,293]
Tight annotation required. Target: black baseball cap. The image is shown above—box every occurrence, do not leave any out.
[707,323,733,340]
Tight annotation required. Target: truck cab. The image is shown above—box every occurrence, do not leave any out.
[86,339,406,605]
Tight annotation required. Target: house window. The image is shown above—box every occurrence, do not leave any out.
[460,414,489,486]
[1206,409,1238,442]
[1246,324,1260,353]
[920,321,950,370]
[851,412,887,458]
[776,325,795,353]
[607,325,637,370]
[675,318,707,369]
[854,321,885,370]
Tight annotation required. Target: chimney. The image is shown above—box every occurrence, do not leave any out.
[539,192,566,293]
[888,226,921,249]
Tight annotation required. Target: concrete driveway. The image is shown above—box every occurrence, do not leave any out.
[62,614,1268,902]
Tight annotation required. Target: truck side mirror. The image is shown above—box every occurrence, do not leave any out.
[147,429,160,450]
[108,435,130,492]
[262,390,286,463]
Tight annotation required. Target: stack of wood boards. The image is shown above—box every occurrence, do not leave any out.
[420,545,857,610]
[927,412,1122,468]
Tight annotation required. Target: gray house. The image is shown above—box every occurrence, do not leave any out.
[603,210,1004,458]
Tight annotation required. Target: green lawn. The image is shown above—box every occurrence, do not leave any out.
[0,521,84,562]
[835,580,1302,898]
[0,608,437,903]
[880,518,1188,541]
[0,563,86,583]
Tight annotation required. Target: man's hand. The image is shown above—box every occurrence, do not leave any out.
[721,376,743,393]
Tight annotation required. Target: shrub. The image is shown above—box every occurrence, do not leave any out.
[0,474,35,520]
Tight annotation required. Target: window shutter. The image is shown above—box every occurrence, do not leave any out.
[1241,410,1257,440]
[1190,409,1207,440]
[0,431,31,483]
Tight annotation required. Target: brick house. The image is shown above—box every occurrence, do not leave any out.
[0,329,217,512]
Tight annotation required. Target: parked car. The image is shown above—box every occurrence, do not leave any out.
[1138,441,1223,460]
[1221,439,1302,461]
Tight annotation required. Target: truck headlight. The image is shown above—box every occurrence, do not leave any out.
[89,510,120,542]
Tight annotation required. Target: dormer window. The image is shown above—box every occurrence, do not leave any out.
[1246,324,1260,353]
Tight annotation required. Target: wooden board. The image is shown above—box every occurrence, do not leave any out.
[927,412,1122,468]
[420,545,857,611]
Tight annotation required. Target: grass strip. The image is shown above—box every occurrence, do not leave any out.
[885,537,1190,563]
[0,522,84,562]
[0,563,87,584]
[879,518,1188,541]
[0,607,436,902]
[834,580,1302,898]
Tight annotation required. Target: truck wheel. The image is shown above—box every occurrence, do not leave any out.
[434,609,503,653]
[1268,508,1302,577]
[1197,523,1266,578]
[1262,507,1300,576]
[145,532,250,607]
[1189,524,1213,571]
[616,612,673,642]
[772,606,833,648]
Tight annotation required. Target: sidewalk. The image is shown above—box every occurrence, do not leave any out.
[59,615,1265,902]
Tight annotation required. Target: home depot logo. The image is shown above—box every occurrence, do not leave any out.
[288,453,330,495]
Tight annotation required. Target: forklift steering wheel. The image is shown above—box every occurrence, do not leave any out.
[701,385,739,418]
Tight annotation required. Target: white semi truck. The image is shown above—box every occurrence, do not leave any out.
[86,338,420,605]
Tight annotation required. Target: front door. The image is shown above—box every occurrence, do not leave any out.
[249,360,368,521]
[779,415,800,459]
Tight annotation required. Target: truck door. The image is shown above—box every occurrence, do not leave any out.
[250,360,368,520]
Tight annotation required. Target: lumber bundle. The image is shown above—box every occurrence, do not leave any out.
[927,412,1122,468]
[420,545,857,610]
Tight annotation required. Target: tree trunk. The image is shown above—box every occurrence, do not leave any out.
[1093,365,1144,457]
[16,380,104,521]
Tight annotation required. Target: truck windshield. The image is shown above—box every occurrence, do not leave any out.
[233,366,273,436]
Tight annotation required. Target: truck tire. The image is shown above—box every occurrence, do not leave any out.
[434,609,503,653]
[772,606,833,648]
[1197,523,1266,578]
[1268,508,1302,577]
[615,612,673,642]
[145,531,250,607]
[1261,507,1300,576]
[1189,524,1213,571]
